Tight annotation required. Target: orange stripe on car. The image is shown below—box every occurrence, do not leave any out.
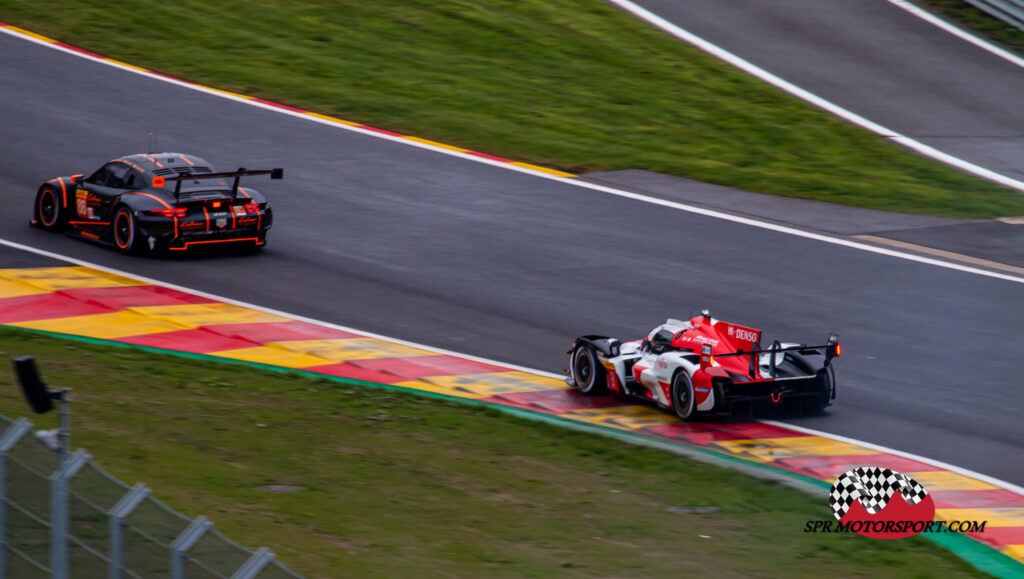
[55,177,68,207]
[179,155,195,166]
[203,206,211,231]
[168,238,260,251]
[124,192,172,209]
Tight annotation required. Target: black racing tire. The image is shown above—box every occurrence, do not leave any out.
[804,368,834,415]
[570,344,607,395]
[112,206,144,255]
[34,185,68,232]
[670,371,697,421]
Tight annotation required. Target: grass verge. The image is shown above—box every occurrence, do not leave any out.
[2,0,1023,218]
[0,327,994,578]
[917,0,1024,54]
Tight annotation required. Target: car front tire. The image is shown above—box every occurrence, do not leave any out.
[570,344,607,395]
[34,185,68,232]
[671,371,697,421]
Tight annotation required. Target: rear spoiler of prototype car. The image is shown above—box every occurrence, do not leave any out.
[699,333,841,377]
[154,168,284,200]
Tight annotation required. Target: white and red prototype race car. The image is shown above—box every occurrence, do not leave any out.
[566,311,840,420]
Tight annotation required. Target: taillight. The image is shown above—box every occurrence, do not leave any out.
[146,208,187,218]
[243,203,260,214]
[826,333,841,362]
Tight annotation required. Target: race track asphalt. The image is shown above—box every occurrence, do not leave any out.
[624,0,1024,181]
[1,24,1022,485]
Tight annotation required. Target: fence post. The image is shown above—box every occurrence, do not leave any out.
[0,419,33,578]
[48,449,89,579]
[170,516,212,579]
[230,547,276,579]
[107,484,150,579]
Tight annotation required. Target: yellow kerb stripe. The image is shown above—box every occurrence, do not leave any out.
[934,507,1024,528]
[0,278,49,299]
[713,436,879,463]
[8,26,56,43]
[268,338,438,362]
[559,405,680,431]
[402,136,468,152]
[105,59,148,72]
[305,112,362,126]
[199,86,254,100]
[208,346,335,369]
[0,267,147,291]
[395,372,561,400]
[128,303,290,327]
[908,471,997,492]
[509,162,575,177]
[1001,545,1024,562]
[9,311,188,339]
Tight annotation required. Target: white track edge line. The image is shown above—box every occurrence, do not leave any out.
[4,25,1024,285]
[604,0,1024,192]
[887,0,1024,69]
[2,236,1022,497]
[563,177,1024,284]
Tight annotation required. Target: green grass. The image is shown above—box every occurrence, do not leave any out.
[2,0,1024,218]
[0,327,995,578]
[917,0,1024,54]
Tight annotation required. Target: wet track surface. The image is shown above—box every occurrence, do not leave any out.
[1,16,1022,485]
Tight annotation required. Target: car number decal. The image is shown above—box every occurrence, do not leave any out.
[75,189,88,218]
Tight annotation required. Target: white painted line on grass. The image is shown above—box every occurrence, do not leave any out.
[604,0,1024,192]
[886,0,1024,69]
[1,236,1021,497]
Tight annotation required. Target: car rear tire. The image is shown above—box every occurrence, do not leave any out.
[671,371,697,421]
[35,185,68,232]
[805,367,834,415]
[570,344,607,395]
[112,206,143,254]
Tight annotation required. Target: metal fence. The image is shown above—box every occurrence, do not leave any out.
[0,413,304,579]
[962,0,1024,31]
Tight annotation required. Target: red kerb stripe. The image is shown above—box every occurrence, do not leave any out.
[249,98,306,113]
[53,42,105,59]
[359,126,406,137]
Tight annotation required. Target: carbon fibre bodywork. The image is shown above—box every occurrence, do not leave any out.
[32,153,280,254]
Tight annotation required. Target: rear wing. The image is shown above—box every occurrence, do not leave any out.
[153,168,283,200]
[699,333,841,378]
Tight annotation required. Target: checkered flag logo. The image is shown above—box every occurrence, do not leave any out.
[828,467,929,520]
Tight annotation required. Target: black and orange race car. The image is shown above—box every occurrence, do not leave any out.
[32,153,281,254]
